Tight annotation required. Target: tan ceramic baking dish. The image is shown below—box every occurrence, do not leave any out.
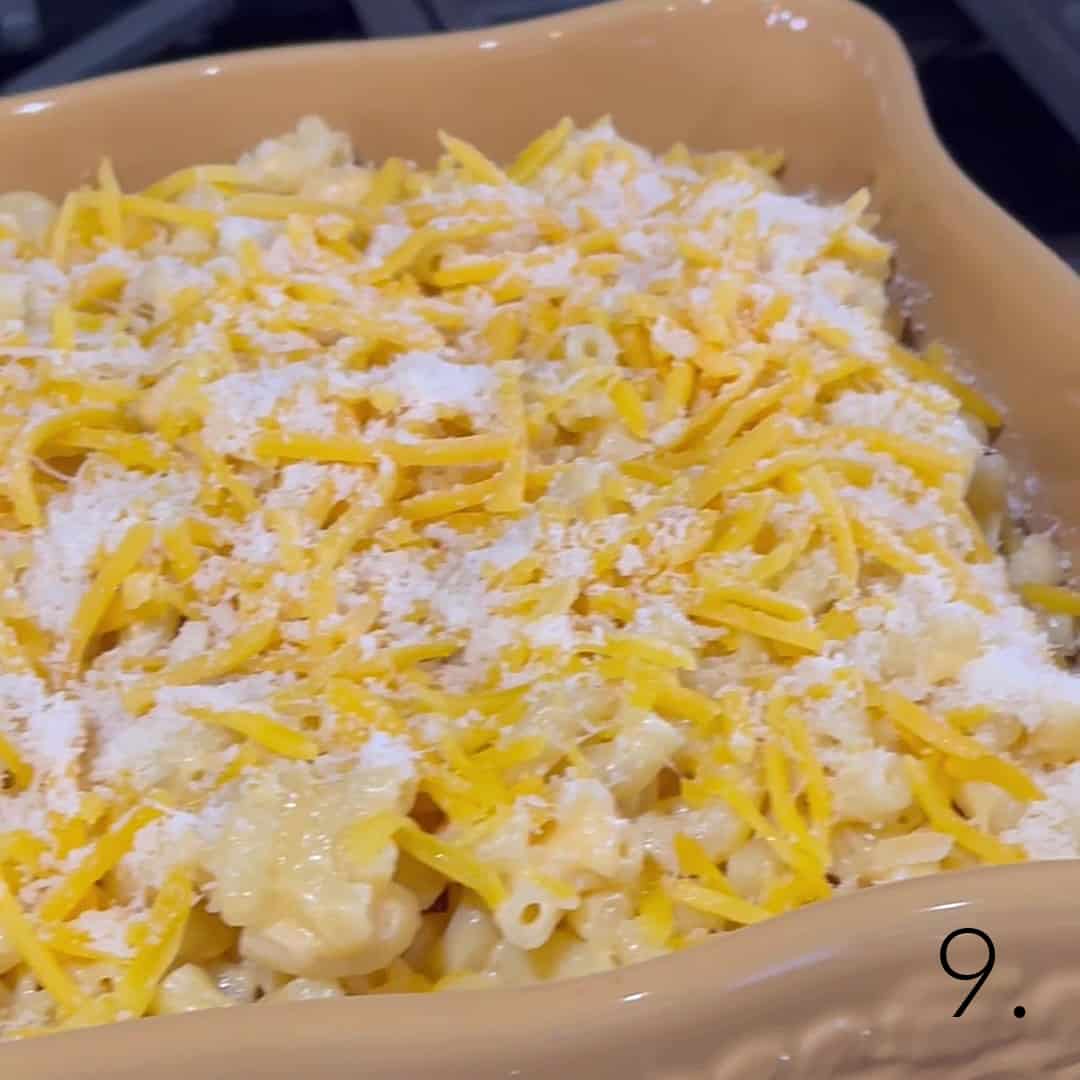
[3,0,1080,1075]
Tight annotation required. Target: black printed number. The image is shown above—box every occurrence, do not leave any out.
[940,927,996,1018]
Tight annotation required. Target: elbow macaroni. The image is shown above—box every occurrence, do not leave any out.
[0,114,1079,1039]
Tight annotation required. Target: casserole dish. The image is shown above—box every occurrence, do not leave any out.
[3,0,1080,1074]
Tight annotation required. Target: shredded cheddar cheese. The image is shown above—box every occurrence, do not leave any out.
[0,114,1077,1040]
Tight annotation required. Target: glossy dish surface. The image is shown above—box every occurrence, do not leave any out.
[3,0,1080,1076]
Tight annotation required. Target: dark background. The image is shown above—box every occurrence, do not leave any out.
[0,0,1077,268]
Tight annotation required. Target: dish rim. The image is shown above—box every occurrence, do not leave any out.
[6,859,1080,1072]
[2,0,1072,275]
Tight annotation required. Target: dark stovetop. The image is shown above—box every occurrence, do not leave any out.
[0,0,1077,267]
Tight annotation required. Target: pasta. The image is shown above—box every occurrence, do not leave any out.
[1,114,1080,1038]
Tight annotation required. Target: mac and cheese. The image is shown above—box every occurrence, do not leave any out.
[1,116,1078,1037]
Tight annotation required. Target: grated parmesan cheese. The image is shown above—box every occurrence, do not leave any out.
[1001,763,1080,858]
[1,113,1077,1042]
